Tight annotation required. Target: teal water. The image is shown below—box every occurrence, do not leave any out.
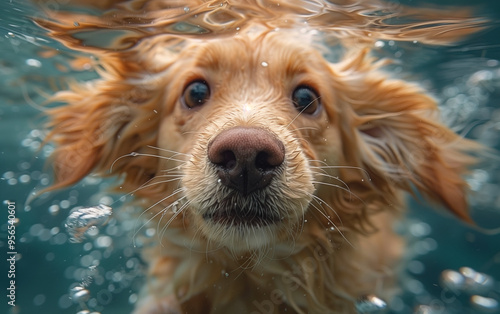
[1,1,500,313]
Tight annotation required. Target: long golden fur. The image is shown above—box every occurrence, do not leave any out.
[38,0,485,313]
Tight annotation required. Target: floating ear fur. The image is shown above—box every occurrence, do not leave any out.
[334,50,478,222]
[44,78,163,192]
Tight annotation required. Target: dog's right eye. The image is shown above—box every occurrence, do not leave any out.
[292,85,320,115]
[182,80,210,108]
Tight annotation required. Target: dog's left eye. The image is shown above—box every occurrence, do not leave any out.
[183,80,210,108]
[292,86,320,114]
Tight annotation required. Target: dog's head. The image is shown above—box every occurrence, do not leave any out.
[45,28,478,255]
[37,0,486,258]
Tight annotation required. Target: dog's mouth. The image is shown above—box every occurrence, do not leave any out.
[202,205,281,228]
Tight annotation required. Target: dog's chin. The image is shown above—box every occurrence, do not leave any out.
[202,206,281,228]
[195,205,288,251]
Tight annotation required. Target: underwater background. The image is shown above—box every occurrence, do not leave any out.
[1,0,500,313]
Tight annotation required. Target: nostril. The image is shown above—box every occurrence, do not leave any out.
[255,151,274,171]
[216,150,237,170]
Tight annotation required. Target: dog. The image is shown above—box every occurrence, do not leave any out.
[38,0,484,313]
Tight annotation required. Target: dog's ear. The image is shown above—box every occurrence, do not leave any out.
[45,80,160,191]
[334,51,478,222]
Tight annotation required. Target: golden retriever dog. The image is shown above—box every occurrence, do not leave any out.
[38,0,485,313]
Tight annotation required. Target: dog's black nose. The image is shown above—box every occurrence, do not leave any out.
[207,127,285,195]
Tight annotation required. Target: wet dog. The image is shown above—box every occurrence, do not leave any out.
[40,1,482,313]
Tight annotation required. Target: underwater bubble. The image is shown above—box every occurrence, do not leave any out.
[29,223,44,236]
[98,196,113,205]
[19,174,31,183]
[112,271,123,282]
[45,252,55,261]
[409,222,431,237]
[83,242,93,251]
[26,58,42,67]
[3,171,15,179]
[70,286,90,303]
[80,254,95,267]
[355,294,387,313]
[129,293,138,304]
[440,269,465,292]
[145,227,156,237]
[413,305,441,314]
[87,226,99,237]
[459,267,495,294]
[408,260,425,275]
[470,295,499,313]
[88,298,98,308]
[20,138,32,147]
[95,235,112,248]
[90,250,103,261]
[58,294,72,309]
[105,224,119,236]
[486,59,499,67]
[406,279,424,295]
[65,204,112,243]
[49,204,60,215]
[60,199,71,209]
[97,289,113,305]
[33,294,46,306]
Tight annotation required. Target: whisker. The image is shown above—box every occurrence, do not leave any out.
[312,181,367,204]
[110,151,187,173]
[310,163,372,180]
[290,126,320,133]
[309,195,356,249]
[285,95,321,129]
[158,197,189,246]
[129,152,186,163]
[312,172,350,191]
[132,188,185,246]
[146,145,192,157]
[133,177,182,195]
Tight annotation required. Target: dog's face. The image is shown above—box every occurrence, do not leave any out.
[47,28,476,255]
[155,32,340,250]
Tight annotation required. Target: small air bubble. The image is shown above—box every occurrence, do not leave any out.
[183,7,190,12]
[74,21,80,26]
[261,61,269,67]
[26,59,42,68]
[3,171,15,179]
[19,174,31,183]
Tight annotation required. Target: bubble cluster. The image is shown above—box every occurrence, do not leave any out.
[440,267,498,311]
[65,204,113,243]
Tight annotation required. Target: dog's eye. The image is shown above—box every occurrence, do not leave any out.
[183,80,210,108]
[292,86,320,114]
